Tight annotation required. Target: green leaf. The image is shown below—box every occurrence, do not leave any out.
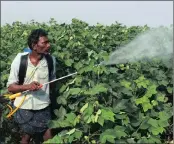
[120,80,132,90]
[48,113,77,128]
[57,96,67,105]
[158,80,168,86]
[59,85,67,93]
[132,132,141,139]
[113,99,127,113]
[140,120,150,130]
[135,96,148,105]
[120,87,133,96]
[156,94,165,102]
[48,120,71,128]
[44,135,62,143]
[93,83,107,93]
[74,115,81,125]
[101,108,115,122]
[115,140,127,143]
[147,118,158,127]
[100,129,116,144]
[158,120,169,127]
[86,116,92,123]
[66,113,76,125]
[78,67,86,74]
[66,128,76,135]
[84,83,107,95]
[80,103,89,113]
[137,137,149,143]
[74,62,83,70]
[151,100,158,106]
[167,87,173,94]
[109,67,118,73]
[98,116,104,126]
[115,113,126,119]
[122,116,130,126]
[131,120,141,127]
[159,111,171,121]
[54,106,66,119]
[65,59,74,66]
[148,136,161,143]
[68,135,74,143]
[149,126,164,135]
[134,75,149,88]
[114,126,127,139]
[75,76,83,85]
[83,103,93,116]
[144,83,157,98]
[142,102,153,112]
[69,88,81,95]
[74,130,82,139]
[83,104,94,123]
[127,138,136,143]
[94,109,101,122]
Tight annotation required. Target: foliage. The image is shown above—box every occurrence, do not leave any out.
[0,18,173,143]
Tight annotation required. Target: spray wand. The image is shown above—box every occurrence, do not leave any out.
[9,72,78,100]
[8,62,103,100]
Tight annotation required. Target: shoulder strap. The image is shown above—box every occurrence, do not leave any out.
[45,54,53,80]
[18,54,29,85]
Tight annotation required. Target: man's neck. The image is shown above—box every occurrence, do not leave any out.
[29,51,43,66]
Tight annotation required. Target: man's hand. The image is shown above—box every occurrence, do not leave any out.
[26,81,41,91]
[8,81,42,93]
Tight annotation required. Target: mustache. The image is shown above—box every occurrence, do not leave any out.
[33,49,50,54]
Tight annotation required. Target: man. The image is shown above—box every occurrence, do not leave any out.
[7,28,56,143]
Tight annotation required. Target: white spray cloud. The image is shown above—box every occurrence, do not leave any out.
[106,26,173,65]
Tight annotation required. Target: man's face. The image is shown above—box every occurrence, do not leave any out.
[33,36,50,55]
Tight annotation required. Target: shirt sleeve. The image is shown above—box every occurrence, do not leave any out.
[50,56,56,81]
[6,53,22,88]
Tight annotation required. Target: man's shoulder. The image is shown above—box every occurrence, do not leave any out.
[15,52,29,59]
[12,52,29,64]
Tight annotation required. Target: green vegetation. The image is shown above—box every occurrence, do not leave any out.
[0,18,173,143]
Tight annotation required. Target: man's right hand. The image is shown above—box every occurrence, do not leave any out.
[8,81,42,93]
[26,81,41,91]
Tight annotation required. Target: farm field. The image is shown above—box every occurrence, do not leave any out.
[0,18,173,143]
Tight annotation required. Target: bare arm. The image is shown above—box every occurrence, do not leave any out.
[8,81,41,94]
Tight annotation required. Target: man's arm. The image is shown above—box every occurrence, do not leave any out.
[8,81,41,93]
[8,83,29,93]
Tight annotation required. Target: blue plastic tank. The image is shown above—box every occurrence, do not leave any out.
[24,47,32,53]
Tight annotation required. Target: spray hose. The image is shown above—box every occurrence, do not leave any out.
[5,72,78,118]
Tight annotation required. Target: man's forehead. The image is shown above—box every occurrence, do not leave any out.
[39,36,48,42]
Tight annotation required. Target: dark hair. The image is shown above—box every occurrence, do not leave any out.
[27,28,48,50]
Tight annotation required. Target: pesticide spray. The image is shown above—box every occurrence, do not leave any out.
[103,26,173,65]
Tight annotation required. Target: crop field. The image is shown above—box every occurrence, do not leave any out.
[0,18,173,143]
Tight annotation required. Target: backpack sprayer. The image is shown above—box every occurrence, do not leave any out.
[4,72,78,118]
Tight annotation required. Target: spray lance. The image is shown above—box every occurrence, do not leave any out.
[8,61,103,100]
[8,72,78,100]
